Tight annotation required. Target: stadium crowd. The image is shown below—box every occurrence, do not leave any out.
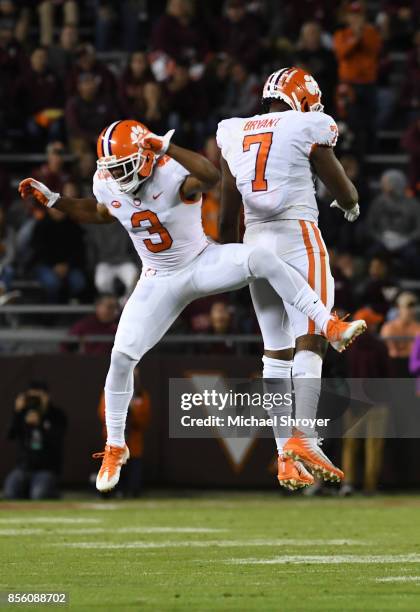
[0,0,420,365]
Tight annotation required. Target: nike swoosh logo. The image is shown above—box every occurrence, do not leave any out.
[152,191,163,200]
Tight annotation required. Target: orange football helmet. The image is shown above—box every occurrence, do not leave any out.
[262,67,324,113]
[96,119,156,193]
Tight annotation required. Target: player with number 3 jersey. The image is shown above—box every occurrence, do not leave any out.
[19,116,365,493]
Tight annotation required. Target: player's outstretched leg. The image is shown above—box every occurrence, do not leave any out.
[248,247,366,352]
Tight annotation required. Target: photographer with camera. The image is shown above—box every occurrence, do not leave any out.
[3,381,67,500]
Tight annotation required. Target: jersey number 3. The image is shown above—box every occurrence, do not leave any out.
[243,132,273,192]
[131,210,173,253]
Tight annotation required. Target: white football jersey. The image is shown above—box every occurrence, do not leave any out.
[92,156,208,272]
[217,110,338,225]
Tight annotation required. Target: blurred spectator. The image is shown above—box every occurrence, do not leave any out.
[202,135,221,169]
[198,300,236,354]
[31,208,86,302]
[365,170,420,276]
[401,115,420,194]
[376,1,417,52]
[202,184,221,242]
[328,249,355,312]
[409,333,420,394]
[33,141,72,194]
[333,2,381,153]
[216,0,262,70]
[98,367,151,497]
[0,19,28,146]
[220,62,259,118]
[68,293,119,355]
[340,307,389,496]
[0,0,30,43]
[66,43,116,98]
[399,29,420,121]
[165,61,208,146]
[380,292,420,376]
[204,56,233,117]
[295,21,337,111]
[151,0,208,64]
[3,381,67,500]
[86,222,138,301]
[118,52,162,126]
[14,46,64,147]
[357,255,399,315]
[0,167,11,209]
[0,206,15,294]
[38,0,79,47]
[47,24,79,79]
[76,150,97,198]
[65,72,118,154]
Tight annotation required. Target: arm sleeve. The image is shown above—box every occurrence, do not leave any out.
[305,113,338,157]
[216,120,231,158]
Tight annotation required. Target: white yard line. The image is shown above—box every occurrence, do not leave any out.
[1,526,227,536]
[227,554,420,565]
[0,517,101,524]
[52,538,368,550]
[375,576,420,583]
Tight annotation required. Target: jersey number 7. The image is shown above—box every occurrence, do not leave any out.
[242,132,273,192]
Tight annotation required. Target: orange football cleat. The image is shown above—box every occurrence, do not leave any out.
[284,431,344,483]
[325,313,366,353]
[277,454,314,490]
[92,444,130,492]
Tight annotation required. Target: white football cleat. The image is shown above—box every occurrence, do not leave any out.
[93,444,130,492]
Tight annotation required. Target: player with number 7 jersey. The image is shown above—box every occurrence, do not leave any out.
[18,117,365,493]
[217,67,365,488]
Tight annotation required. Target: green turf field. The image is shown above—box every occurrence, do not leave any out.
[1,493,420,611]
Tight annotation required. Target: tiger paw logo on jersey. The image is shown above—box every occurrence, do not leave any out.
[111,200,121,208]
[130,124,148,146]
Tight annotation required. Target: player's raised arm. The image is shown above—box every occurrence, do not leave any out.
[139,130,220,200]
[310,147,360,222]
[218,156,243,244]
[18,178,116,224]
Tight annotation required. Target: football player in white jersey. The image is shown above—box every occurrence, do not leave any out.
[19,118,365,492]
[217,67,363,489]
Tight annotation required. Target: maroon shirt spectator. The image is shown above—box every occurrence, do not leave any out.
[165,62,208,121]
[68,294,119,355]
[216,0,262,70]
[399,31,420,115]
[151,0,208,63]
[65,72,118,153]
[357,256,399,316]
[347,322,390,379]
[66,43,116,98]
[401,116,420,194]
[33,142,72,194]
[47,24,79,79]
[14,47,63,118]
[118,52,162,124]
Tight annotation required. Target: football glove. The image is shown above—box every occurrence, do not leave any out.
[18,178,60,208]
[330,200,360,223]
[141,129,175,157]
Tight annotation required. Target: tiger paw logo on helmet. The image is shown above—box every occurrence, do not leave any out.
[304,75,320,96]
[130,124,148,146]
